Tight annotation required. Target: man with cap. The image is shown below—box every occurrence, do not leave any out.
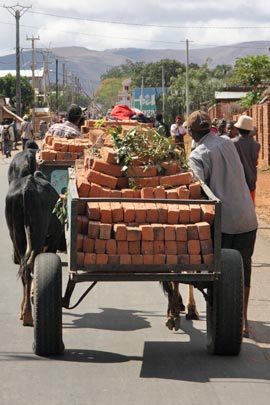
[170,115,187,151]
[232,115,261,204]
[187,110,258,338]
[48,104,83,139]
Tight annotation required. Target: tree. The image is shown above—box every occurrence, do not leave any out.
[0,73,34,115]
[94,78,123,113]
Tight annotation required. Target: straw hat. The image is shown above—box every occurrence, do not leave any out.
[234,115,253,131]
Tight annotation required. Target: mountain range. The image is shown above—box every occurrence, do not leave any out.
[0,41,269,95]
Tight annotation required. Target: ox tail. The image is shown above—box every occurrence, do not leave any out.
[160,281,173,297]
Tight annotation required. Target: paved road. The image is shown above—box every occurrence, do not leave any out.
[0,154,269,405]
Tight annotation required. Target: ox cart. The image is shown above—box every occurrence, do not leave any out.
[33,167,244,357]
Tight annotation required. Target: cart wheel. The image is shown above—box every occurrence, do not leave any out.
[207,248,244,355]
[33,253,65,356]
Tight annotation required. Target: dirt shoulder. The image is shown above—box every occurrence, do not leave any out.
[255,169,270,225]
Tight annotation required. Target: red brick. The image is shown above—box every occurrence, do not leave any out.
[179,205,190,224]
[152,224,165,240]
[141,241,154,254]
[117,240,129,254]
[186,224,199,239]
[189,254,201,264]
[159,171,192,187]
[87,202,100,221]
[187,240,201,255]
[94,239,106,254]
[200,205,215,225]
[135,203,147,223]
[126,226,142,241]
[189,181,201,199]
[189,204,201,223]
[106,239,117,254]
[196,221,212,240]
[178,185,190,199]
[92,158,122,177]
[100,203,112,223]
[99,223,112,240]
[87,169,118,189]
[81,216,89,234]
[154,240,165,254]
[164,225,176,241]
[88,221,100,239]
[111,190,122,198]
[154,186,166,199]
[77,201,86,215]
[83,237,95,253]
[146,204,158,222]
[84,253,96,265]
[77,234,84,251]
[143,255,154,264]
[108,255,120,264]
[89,183,102,197]
[100,187,112,197]
[165,241,177,255]
[111,202,124,223]
[131,255,143,264]
[123,203,136,222]
[96,254,108,264]
[175,225,187,241]
[166,255,178,264]
[128,241,141,254]
[121,189,136,198]
[113,224,127,240]
[167,204,180,224]
[116,176,129,189]
[166,189,179,199]
[133,177,159,188]
[77,177,91,197]
[156,203,168,223]
[100,146,118,164]
[120,255,132,264]
[200,239,213,255]
[141,187,154,199]
[127,165,157,178]
[140,224,154,240]
[161,162,179,175]
[178,255,189,264]
[176,241,188,254]
[153,254,166,265]
[77,252,85,266]
[202,254,214,264]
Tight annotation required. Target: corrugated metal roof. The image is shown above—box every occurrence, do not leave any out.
[0,68,44,78]
[215,91,247,99]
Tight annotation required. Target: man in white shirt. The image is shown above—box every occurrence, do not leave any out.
[170,115,187,151]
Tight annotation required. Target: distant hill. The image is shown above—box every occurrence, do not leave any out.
[0,41,269,95]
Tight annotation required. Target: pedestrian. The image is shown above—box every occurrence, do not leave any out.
[11,118,19,150]
[170,115,187,151]
[1,124,12,157]
[39,120,47,140]
[233,115,261,204]
[224,120,238,139]
[155,113,170,138]
[217,118,227,136]
[48,104,83,139]
[187,110,258,338]
[20,115,34,150]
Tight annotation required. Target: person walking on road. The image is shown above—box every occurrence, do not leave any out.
[187,110,258,338]
[21,115,34,150]
[170,115,187,151]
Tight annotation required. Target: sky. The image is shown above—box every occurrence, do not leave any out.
[1,0,270,57]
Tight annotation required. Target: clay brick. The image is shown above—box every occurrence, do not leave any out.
[100,187,112,197]
[189,181,201,199]
[87,169,118,189]
[164,225,176,241]
[143,255,154,264]
[202,254,214,264]
[140,224,154,240]
[84,253,96,265]
[178,254,189,264]
[40,151,51,161]
[121,189,136,198]
[89,183,102,197]
[96,254,108,264]
[167,204,180,224]
[100,203,112,223]
[120,255,132,264]
[186,224,199,240]
[156,203,168,223]
[153,254,166,265]
[176,241,188,254]
[77,234,84,251]
[92,158,122,177]
[131,255,143,264]
[141,187,154,199]
[166,189,179,199]
[111,202,124,223]
[106,239,117,254]
[200,239,213,255]
[57,151,65,160]
[116,176,129,189]
[77,177,91,197]
[113,224,127,240]
[189,254,201,264]
[200,204,215,225]
[99,223,112,240]
[179,205,190,224]
[161,162,179,175]
[196,221,212,240]
[141,241,154,254]
[146,204,158,223]
[152,223,165,240]
[133,190,141,199]
[132,177,159,188]
[165,241,177,255]
[187,240,201,255]
[77,252,85,266]
[88,221,100,239]
[175,224,187,241]
[128,241,141,255]
[108,255,120,264]
[178,185,190,199]
[87,202,100,221]
[154,240,165,254]
[83,237,95,253]
[166,255,178,264]
[127,165,157,178]
[81,216,89,234]
[117,241,129,254]
[154,186,166,199]
[100,146,118,164]
[77,201,86,216]
[189,204,201,223]
[94,239,106,254]
[135,203,147,223]
[123,203,136,222]
[159,171,192,187]
[111,190,122,198]
[126,226,142,241]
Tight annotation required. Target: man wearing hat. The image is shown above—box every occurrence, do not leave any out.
[188,110,258,338]
[170,115,187,151]
[48,104,83,139]
[232,115,261,204]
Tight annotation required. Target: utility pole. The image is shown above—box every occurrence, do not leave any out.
[185,39,190,118]
[140,77,144,111]
[4,3,31,117]
[27,35,39,133]
[162,64,165,117]
[55,59,59,113]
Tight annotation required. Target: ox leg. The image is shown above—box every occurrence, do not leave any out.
[186,285,199,320]
[21,273,34,326]
[165,282,181,331]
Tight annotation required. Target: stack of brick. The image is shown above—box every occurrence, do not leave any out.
[40,134,92,161]
[74,144,215,267]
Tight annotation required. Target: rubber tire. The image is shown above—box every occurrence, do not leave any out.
[207,248,244,355]
[33,253,65,356]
